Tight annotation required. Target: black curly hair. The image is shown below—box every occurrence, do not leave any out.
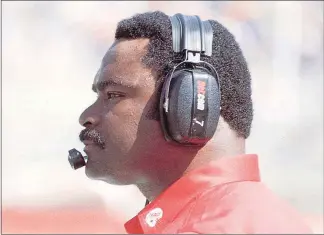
[115,11,253,138]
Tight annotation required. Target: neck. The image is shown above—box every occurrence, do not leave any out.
[137,144,245,203]
[136,146,198,202]
[136,118,246,203]
[183,137,245,175]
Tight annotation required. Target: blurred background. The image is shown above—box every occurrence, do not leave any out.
[2,1,323,234]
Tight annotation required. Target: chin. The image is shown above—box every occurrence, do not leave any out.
[85,166,102,180]
[102,177,132,186]
[85,163,132,186]
[84,160,105,180]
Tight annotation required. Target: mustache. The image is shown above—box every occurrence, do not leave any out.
[79,128,105,149]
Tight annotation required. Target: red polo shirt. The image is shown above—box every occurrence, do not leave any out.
[125,154,312,234]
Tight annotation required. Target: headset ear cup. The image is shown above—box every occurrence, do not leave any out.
[167,70,195,143]
[202,72,221,139]
[159,73,174,142]
[160,70,194,143]
[160,68,221,146]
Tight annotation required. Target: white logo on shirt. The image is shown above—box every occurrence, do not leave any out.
[145,208,163,227]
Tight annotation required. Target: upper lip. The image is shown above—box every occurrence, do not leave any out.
[82,140,95,146]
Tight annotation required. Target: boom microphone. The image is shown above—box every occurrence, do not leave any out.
[68,148,88,170]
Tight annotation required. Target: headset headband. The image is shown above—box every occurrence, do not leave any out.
[170,14,213,62]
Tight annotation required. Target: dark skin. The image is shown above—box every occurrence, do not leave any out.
[79,38,245,202]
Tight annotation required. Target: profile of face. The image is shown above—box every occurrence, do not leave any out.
[79,39,167,185]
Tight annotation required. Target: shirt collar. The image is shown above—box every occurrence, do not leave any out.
[125,154,260,234]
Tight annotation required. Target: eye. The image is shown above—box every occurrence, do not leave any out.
[106,92,124,100]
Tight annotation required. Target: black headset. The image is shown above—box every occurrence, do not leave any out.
[159,13,221,147]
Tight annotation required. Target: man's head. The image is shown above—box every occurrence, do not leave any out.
[78,11,253,186]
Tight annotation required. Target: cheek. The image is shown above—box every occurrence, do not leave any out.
[102,99,144,150]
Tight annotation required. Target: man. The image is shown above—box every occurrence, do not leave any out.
[78,11,312,234]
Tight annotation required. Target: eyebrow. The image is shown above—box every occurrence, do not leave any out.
[92,79,137,92]
[92,80,121,92]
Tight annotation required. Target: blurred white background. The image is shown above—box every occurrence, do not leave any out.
[2,1,323,233]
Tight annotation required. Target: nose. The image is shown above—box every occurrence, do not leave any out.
[79,105,99,128]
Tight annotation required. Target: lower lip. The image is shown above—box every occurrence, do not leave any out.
[83,144,99,152]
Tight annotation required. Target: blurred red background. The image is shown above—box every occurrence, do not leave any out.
[2,206,323,234]
[2,206,126,234]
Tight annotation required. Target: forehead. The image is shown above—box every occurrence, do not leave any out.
[94,38,154,88]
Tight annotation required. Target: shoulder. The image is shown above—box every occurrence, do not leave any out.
[178,181,313,234]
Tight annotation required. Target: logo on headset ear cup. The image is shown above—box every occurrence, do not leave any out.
[196,80,207,111]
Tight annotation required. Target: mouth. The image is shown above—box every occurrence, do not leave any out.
[79,128,106,152]
[82,140,95,146]
[82,140,100,153]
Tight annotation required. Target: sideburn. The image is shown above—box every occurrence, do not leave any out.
[144,78,164,121]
